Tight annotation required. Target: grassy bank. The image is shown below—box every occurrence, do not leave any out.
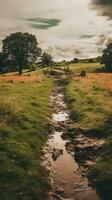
[88,139,112,200]
[65,73,112,199]
[65,73,112,137]
[0,77,53,200]
[70,62,102,73]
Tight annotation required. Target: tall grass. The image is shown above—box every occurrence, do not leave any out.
[65,78,112,137]
[65,74,112,199]
[0,79,53,200]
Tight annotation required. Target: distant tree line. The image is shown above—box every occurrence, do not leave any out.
[101,43,112,72]
[0,32,53,75]
[0,32,112,74]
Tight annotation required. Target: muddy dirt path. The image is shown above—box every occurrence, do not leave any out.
[41,80,101,200]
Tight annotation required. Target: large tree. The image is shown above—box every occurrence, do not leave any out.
[71,57,79,64]
[41,52,53,67]
[101,43,112,72]
[0,52,10,73]
[41,52,53,76]
[0,52,3,72]
[2,32,41,75]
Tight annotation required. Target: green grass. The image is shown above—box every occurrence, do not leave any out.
[1,68,43,76]
[69,62,102,74]
[65,79,112,137]
[0,78,53,200]
[65,74,112,199]
[54,62,103,78]
[88,139,112,200]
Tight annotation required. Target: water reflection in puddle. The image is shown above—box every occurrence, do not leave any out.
[53,112,68,122]
[44,88,100,200]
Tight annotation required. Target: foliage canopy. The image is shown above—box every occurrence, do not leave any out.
[101,43,112,72]
[41,52,53,67]
[2,32,41,75]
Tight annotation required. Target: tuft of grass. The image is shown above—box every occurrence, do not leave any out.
[0,78,53,200]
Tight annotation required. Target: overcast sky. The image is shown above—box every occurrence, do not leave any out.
[0,0,112,60]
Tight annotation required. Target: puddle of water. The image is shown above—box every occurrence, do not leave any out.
[53,112,68,122]
[44,88,100,200]
[48,131,100,199]
[49,131,80,197]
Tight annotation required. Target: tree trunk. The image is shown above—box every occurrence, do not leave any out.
[19,66,22,76]
[108,65,112,72]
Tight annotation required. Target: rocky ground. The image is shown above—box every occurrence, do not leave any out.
[63,125,105,176]
[40,79,104,200]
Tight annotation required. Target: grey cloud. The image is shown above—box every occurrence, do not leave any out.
[74,49,82,55]
[97,34,107,46]
[80,34,95,39]
[44,45,86,60]
[91,0,112,19]
[0,0,23,18]
[92,0,112,6]
[96,34,112,54]
[97,34,112,46]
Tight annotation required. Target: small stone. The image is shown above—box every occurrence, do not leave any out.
[55,193,62,199]
[56,187,64,194]
[61,180,67,185]
[48,191,55,197]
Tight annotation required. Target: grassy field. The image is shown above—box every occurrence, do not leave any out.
[69,62,102,73]
[65,72,112,199]
[0,75,53,200]
[0,62,111,200]
[54,62,103,77]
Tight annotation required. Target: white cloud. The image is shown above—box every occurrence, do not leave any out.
[0,0,112,59]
